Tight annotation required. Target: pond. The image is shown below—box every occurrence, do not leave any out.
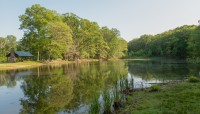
[0,60,200,114]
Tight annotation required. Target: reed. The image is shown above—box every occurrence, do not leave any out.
[130,76,134,89]
[89,95,100,114]
[103,90,113,114]
[125,78,129,90]
[113,84,121,109]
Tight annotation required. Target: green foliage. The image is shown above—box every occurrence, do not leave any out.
[6,35,17,49]
[148,85,160,92]
[128,25,197,58]
[188,76,200,83]
[19,4,62,60]
[0,37,7,56]
[62,13,81,41]
[101,27,127,59]
[46,22,72,59]
[0,57,7,63]
[0,35,17,57]
[18,4,127,60]
[186,57,200,64]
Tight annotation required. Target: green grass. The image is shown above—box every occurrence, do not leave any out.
[119,82,200,114]
[0,59,99,70]
[0,61,44,70]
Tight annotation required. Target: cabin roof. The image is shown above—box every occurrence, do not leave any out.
[6,51,33,57]
[15,51,33,57]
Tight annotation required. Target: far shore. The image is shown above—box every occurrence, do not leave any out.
[123,58,151,61]
[0,59,98,71]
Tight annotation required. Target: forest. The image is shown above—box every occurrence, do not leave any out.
[0,4,127,62]
[128,25,200,63]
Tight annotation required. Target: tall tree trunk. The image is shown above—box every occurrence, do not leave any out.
[37,51,40,61]
[10,48,15,63]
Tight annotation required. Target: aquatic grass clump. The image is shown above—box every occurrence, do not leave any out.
[113,84,122,109]
[119,77,134,95]
[148,85,160,92]
[130,76,134,89]
[103,90,113,114]
[89,95,100,114]
[188,76,200,83]
[125,78,129,90]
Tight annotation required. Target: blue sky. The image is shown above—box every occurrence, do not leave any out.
[0,0,200,41]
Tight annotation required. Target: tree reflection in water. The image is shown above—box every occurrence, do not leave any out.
[20,73,74,113]
[19,60,128,113]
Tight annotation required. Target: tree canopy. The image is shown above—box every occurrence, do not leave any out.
[128,25,198,60]
[0,35,17,57]
[17,4,127,60]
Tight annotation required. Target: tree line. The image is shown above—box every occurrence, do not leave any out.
[16,4,127,61]
[128,25,200,63]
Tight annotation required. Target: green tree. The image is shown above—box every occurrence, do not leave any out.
[101,27,127,59]
[0,35,17,57]
[118,38,128,57]
[128,25,196,58]
[77,19,102,58]
[62,13,81,43]
[188,26,200,58]
[18,4,127,60]
[46,22,73,59]
[6,35,17,49]
[0,37,7,56]
[19,4,62,59]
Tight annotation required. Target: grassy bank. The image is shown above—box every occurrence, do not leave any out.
[119,80,200,114]
[0,59,98,70]
[0,61,44,70]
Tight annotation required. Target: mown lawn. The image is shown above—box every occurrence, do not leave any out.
[0,61,44,70]
[119,81,200,114]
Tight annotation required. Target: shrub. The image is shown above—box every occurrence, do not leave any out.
[148,85,160,92]
[188,76,199,83]
[186,57,200,64]
[0,57,7,63]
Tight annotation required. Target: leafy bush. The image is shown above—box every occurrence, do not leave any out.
[188,76,200,83]
[0,57,7,63]
[148,85,160,92]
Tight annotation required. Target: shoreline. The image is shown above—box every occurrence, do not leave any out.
[0,59,99,71]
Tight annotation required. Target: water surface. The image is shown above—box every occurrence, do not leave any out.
[0,60,200,113]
